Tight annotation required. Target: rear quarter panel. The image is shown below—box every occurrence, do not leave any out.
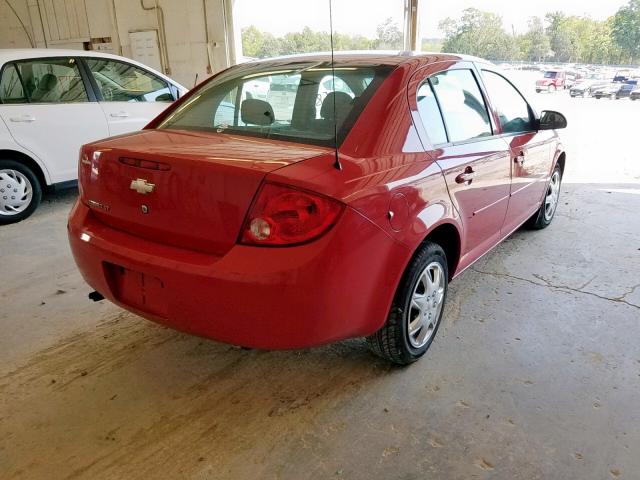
[268,60,462,265]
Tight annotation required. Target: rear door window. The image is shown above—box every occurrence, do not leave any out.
[14,58,88,103]
[0,64,27,104]
[429,69,492,143]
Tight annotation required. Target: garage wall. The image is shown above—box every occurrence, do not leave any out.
[0,0,239,86]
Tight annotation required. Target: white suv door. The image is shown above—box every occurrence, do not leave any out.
[0,57,108,183]
[82,58,176,136]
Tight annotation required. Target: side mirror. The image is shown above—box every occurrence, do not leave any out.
[538,110,567,130]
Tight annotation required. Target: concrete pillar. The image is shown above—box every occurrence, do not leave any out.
[403,0,420,51]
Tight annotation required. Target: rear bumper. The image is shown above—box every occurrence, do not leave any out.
[68,201,410,349]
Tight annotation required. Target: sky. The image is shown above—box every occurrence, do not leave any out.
[235,0,631,38]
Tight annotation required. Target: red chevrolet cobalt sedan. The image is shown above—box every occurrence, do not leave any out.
[68,52,567,364]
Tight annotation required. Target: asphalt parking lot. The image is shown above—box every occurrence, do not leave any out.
[1,72,639,479]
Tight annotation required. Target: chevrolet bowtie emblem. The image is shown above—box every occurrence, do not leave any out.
[130,178,155,195]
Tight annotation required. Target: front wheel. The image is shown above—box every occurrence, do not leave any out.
[367,242,448,365]
[0,160,42,225]
[525,165,562,230]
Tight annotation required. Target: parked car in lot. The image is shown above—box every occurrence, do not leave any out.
[0,49,187,223]
[616,81,638,99]
[569,75,609,97]
[631,87,640,101]
[536,70,566,92]
[592,83,620,99]
[613,70,631,82]
[69,52,567,364]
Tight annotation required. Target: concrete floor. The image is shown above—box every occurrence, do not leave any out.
[1,77,639,479]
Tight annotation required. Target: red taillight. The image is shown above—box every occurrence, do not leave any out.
[240,183,344,246]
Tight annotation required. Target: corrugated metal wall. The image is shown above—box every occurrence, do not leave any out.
[38,0,90,43]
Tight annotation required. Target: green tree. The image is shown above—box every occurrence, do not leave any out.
[241,26,266,58]
[612,0,640,62]
[439,8,518,61]
[522,17,550,61]
[545,12,576,62]
[374,17,403,49]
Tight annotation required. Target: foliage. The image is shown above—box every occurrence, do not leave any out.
[521,17,551,62]
[439,8,518,61]
[375,17,403,50]
[436,0,640,65]
[242,0,640,65]
[612,0,640,62]
[241,18,400,59]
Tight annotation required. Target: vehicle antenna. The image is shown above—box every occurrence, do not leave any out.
[329,0,342,171]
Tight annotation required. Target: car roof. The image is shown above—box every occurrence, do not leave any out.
[0,48,133,63]
[0,48,186,89]
[246,50,492,67]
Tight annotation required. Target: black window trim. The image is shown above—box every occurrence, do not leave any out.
[478,67,538,138]
[78,56,175,103]
[420,66,496,148]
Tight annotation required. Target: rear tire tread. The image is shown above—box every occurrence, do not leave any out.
[367,242,448,365]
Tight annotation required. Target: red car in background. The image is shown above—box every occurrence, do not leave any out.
[536,70,567,92]
[69,52,567,364]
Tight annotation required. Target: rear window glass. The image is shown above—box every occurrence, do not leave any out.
[157,63,390,147]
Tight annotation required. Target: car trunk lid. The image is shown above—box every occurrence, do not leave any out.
[80,129,331,255]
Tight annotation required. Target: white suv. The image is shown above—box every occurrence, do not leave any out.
[0,49,187,224]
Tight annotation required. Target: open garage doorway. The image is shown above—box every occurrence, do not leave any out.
[0,1,639,479]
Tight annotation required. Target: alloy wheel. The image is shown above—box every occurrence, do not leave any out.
[407,262,446,348]
[544,170,561,221]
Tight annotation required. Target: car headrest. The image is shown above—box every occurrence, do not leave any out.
[241,99,275,126]
[320,91,354,121]
[38,73,58,91]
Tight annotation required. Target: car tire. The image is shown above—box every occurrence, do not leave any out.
[367,241,448,365]
[525,164,562,230]
[0,159,42,225]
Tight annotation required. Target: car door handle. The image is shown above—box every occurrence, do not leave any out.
[9,115,35,123]
[455,167,475,185]
[515,154,525,166]
[110,112,130,118]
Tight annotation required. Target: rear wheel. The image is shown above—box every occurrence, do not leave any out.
[367,241,448,365]
[0,160,42,225]
[525,165,562,230]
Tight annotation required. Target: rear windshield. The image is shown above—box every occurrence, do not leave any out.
[157,63,390,147]
[544,71,558,79]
